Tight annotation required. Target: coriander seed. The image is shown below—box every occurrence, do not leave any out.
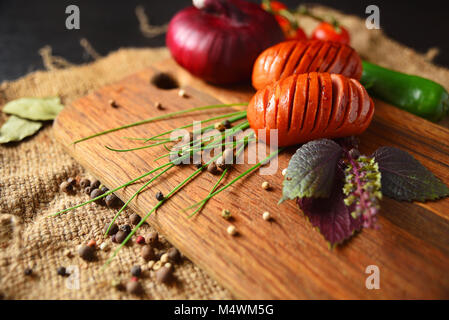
[178,89,187,98]
[262,211,271,221]
[160,253,169,264]
[221,209,231,220]
[214,122,225,131]
[227,225,237,236]
[282,168,287,176]
[261,181,270,190]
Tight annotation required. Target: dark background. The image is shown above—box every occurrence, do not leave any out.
[1,0,448,81]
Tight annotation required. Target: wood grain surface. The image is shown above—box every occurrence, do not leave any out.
[53,59,449,299]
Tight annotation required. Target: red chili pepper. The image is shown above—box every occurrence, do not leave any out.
[311,22,350,45]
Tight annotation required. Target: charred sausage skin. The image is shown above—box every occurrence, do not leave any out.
[247,72,374,147]
[252,40,363,90]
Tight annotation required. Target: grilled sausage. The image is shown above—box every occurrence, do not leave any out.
[247,72,374,147]
[252,40,363,90]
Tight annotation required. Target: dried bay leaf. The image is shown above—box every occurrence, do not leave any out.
[0,115,43,144]
[3,97,64,121]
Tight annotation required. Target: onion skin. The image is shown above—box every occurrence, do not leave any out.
[166,0,285,84]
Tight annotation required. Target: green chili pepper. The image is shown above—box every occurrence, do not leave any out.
[361,61,449,122]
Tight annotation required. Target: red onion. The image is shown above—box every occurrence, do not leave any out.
[166,0,285,84]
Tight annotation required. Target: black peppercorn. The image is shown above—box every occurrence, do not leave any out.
[119,224,131,234]
[57,266,67,276]
[130,265,142,277]
[156,191,164,201]
[104,223,119,236]
[24,268,33,276]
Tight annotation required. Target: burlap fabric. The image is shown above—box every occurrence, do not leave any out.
[1,6,449,300]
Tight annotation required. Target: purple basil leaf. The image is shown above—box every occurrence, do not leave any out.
[298,169,363,246]
[280,139,343,203]
[373,146,449,201]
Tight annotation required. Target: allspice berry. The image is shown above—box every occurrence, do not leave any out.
[80,178,90,188]
[91,179,101,189]
[146,231,159,245]
[126,280,143,295]
[90,188,104,204]
[78,245,95,262]
[60,181,73,194]
[115,230,128,244]
[105,194,119,208]
[156,265,174,284]
[167,247,180,263]
[129,213,141,225]
[141,245,155,261]
[104,223,119,236]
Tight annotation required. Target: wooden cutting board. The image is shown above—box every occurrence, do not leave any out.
[53,58,449,299]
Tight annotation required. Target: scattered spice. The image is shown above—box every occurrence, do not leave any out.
[87,239,96,247]
[84,186,92,195]
[111,234,117,243]
[109,99,119,108]
[147,260,155,270]
[60,181,73,194]
[115,230,128,244]
[282,168,288,176]
[178,89,187,98]
[227,225,237,236]
[156,191,164,201]
[261,181,270,190]
[221,209,232,220]
[131,265,142,277]
[104,223,119,236]
[155,101,164,110]
[207,162,218,175]
[129,213,141,225]
[105,194,120,208]
[152,260,163,271]
[99,242,109,251]
[262,211,271,221]
[24,268,33,276]
[141,245,155,261]
[90,188,104,204]
[57,266,67,276]
[136,236,145,245]
[80,178,90,188]
[67,177,77,186]
[146,231,159,245]
[91,179,101,189]
[214,122,225,131]
[156,264,174,284]
[222,119,232,129]
[119,224,131,234]
[160,253,169,264]
[64,249,73,258]
[100,186,109,194]
[167,248,180,263]
[78,245,95,261]
[126,280,143,295]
